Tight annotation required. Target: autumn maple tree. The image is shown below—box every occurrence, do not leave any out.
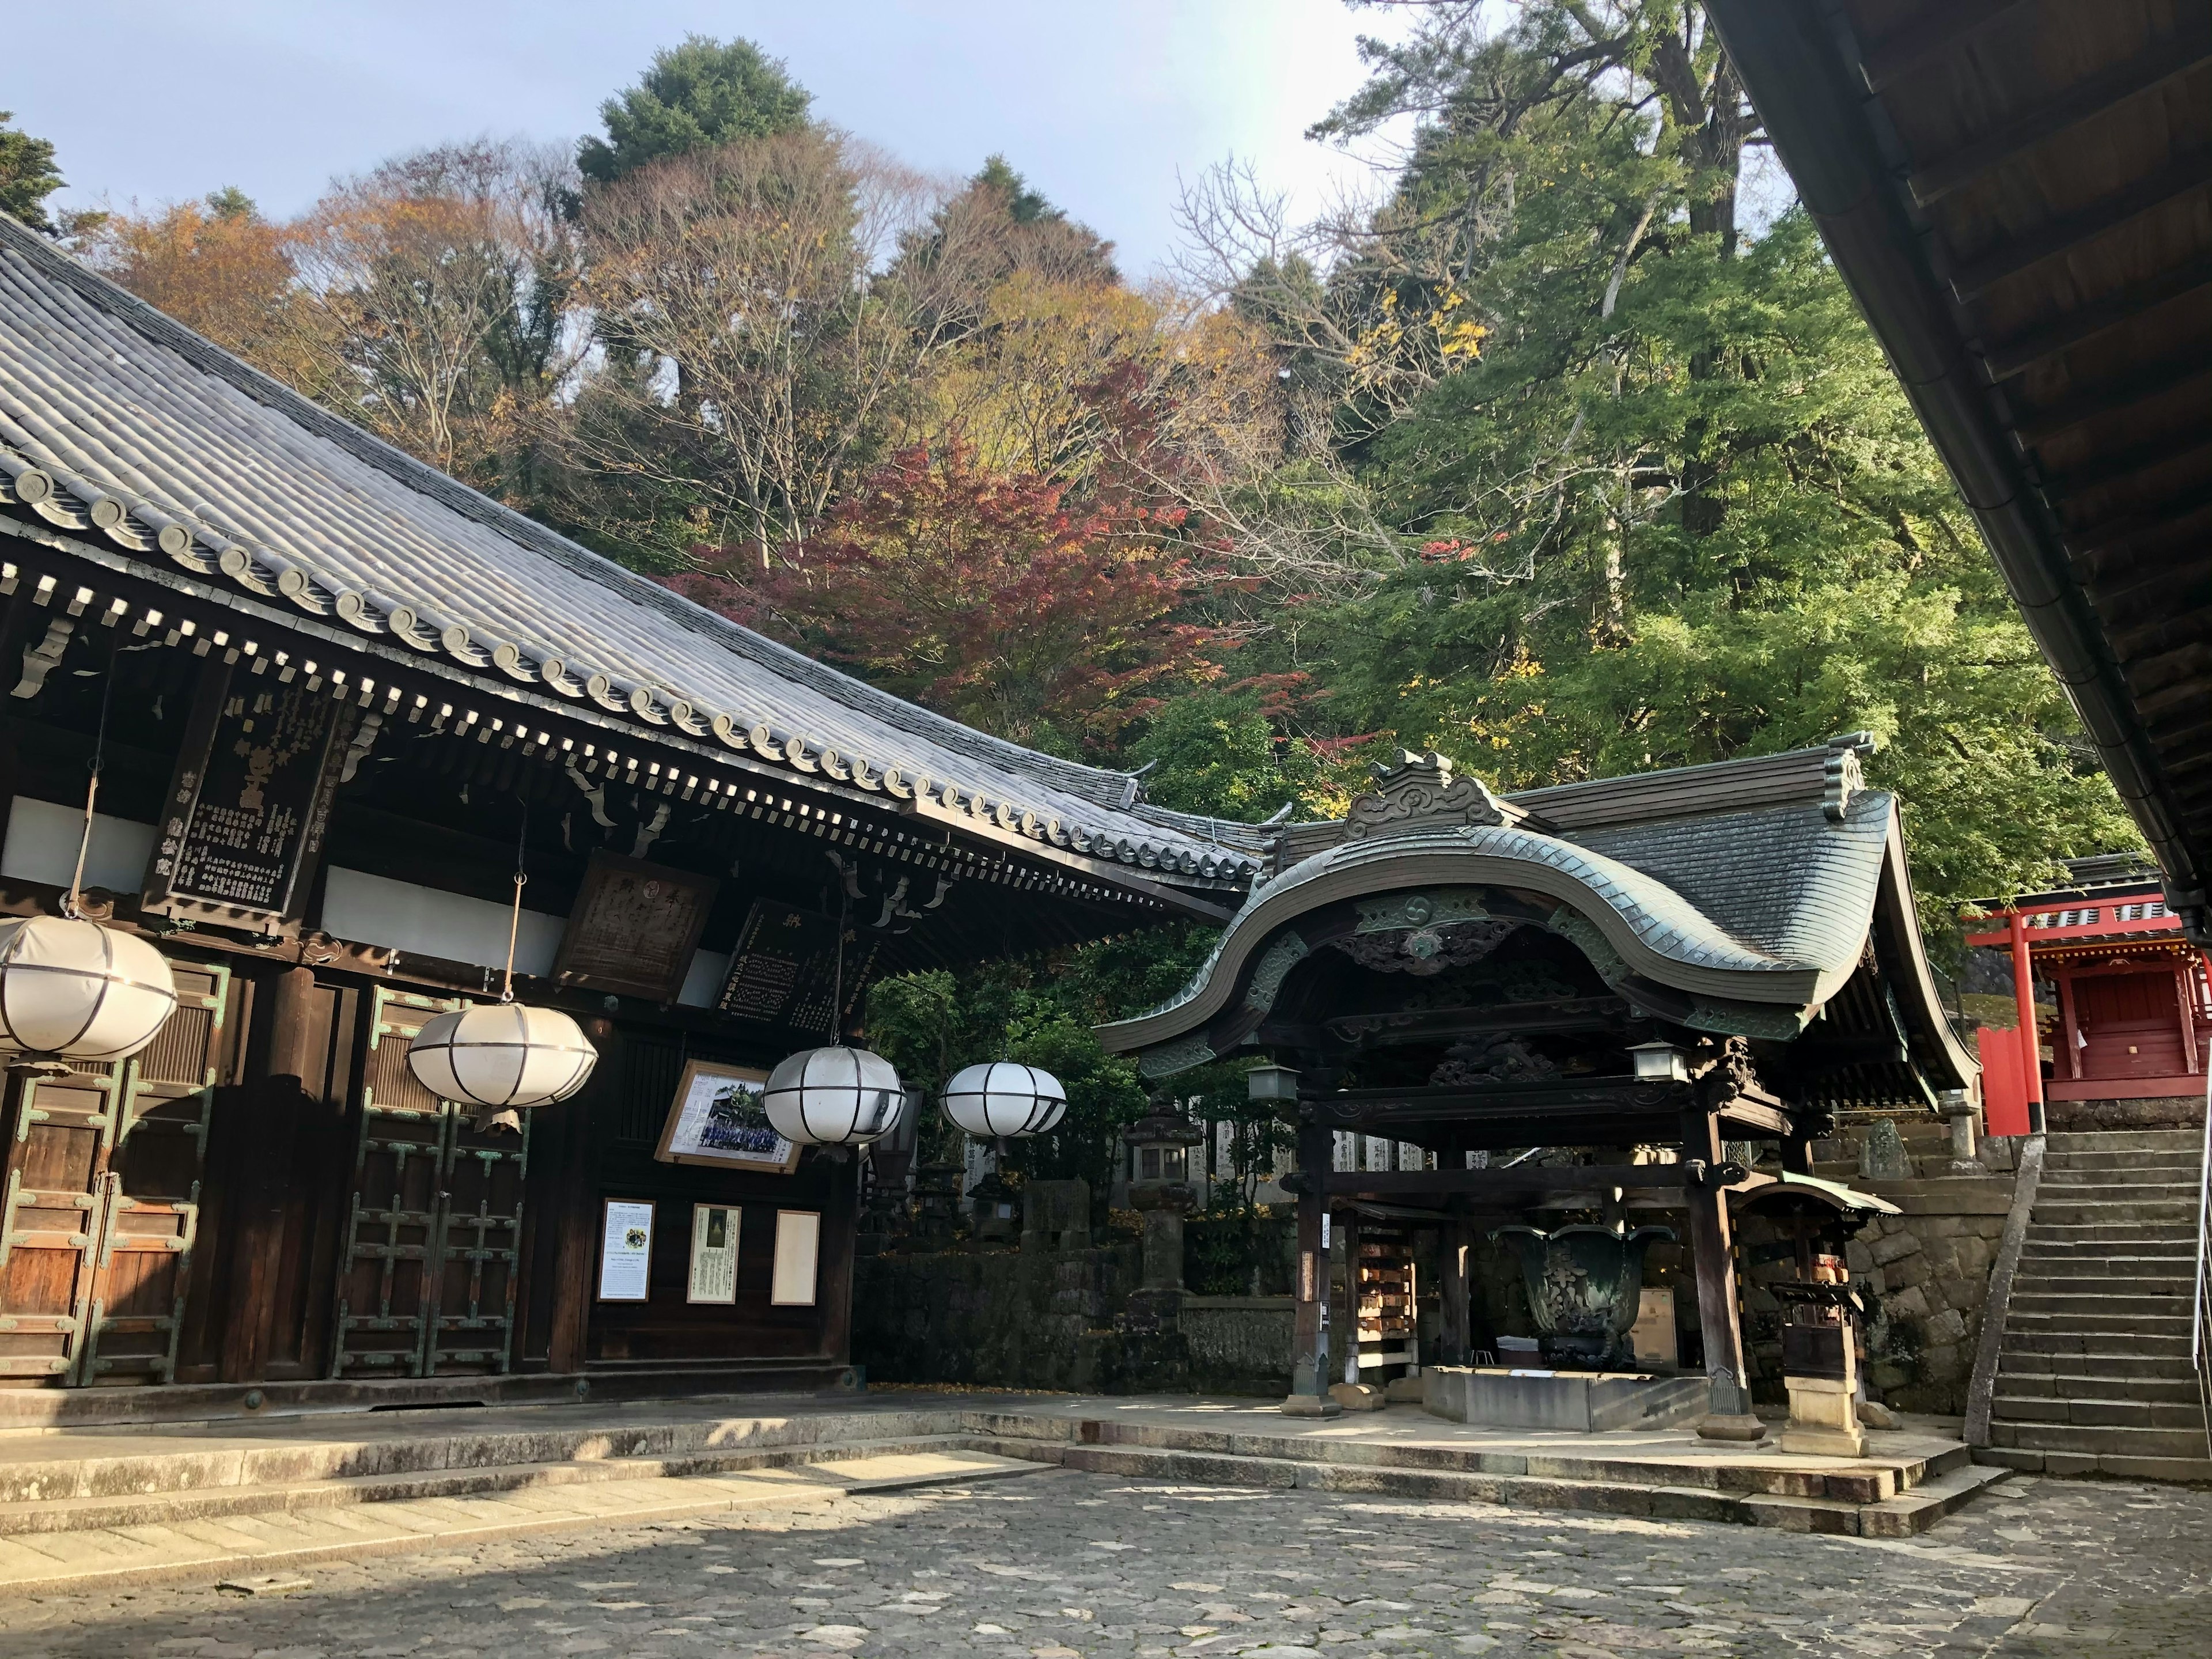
[667,441,1223,753]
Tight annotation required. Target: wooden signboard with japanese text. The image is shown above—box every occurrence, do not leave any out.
[551,851,718,1001]
[141,661,353,933]
[716,900,878,1035]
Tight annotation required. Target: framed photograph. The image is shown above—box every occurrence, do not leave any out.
[552,851,719,1001]
[597,1199,655,1302]
[770,1209,821,1306]
[687,1203,741,1305]
[654,1059,798,1173]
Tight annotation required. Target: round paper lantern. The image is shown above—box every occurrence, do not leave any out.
[0,916,179,1061]
[762,1045,904,1145]
[407,1001,597,1109]
[940,1061,1068,1138]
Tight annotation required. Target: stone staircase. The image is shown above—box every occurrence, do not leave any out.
[1983,1127,2212,1483]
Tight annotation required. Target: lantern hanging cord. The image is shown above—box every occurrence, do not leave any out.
[831,881,849,1046]
[65,641,121,921]
[501,803,529,1003]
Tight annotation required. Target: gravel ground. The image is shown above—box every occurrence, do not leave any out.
[1,1465,2205,1658]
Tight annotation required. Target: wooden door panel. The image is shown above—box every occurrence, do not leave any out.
[0,1067,119,1381]
[331,988,528,1379]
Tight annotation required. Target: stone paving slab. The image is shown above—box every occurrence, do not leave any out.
[0,1457,2205,1657]
[0,1449,1040,1597]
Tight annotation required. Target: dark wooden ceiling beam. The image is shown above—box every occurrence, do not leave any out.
[1908,30,2212,206]
[1859,0,2037,93]
[2041,430,2212,503]
[2066,480,2212,564]
[1948,157,2212,302]
[2010,347,2212,448]
[1984,264,2212,382]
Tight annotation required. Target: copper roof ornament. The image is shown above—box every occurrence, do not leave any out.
[0,647,179,1066]
[406,807,598,1111]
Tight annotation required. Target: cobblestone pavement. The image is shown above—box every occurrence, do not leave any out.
[1,1468,2205,1658]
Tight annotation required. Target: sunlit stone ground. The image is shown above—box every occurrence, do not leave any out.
[2,1465,2205,1658]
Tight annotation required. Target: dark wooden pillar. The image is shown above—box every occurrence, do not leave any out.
[219,967,315,1384]
[1681,1106,1762,1439]
[1285,1113,1336,1414]
[817,1150,860,1371]
[546,1018,611,1376]
[1340,1207,1361,1389]
[1438,1213,1471,1366]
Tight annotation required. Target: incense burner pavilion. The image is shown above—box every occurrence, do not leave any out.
[1099,745,1978,1434]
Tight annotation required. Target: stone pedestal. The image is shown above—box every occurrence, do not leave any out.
[1280,1392,1342,1418]
[1780,1374,1867,1457]
[1425,1366,1710,1431]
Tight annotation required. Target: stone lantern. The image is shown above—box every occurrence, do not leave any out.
[1122,1094,1204,1292]
[967,1168,1021,1247]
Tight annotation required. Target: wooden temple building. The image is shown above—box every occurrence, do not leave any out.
[0,215,1263,1405]
[1965,854,2211,1136]
[1099,745,1980,1428]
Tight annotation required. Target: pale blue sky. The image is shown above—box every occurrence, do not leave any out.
[9,1,1406,279]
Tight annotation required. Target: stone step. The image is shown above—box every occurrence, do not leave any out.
[1741,1463,2012,1537]
[1990,1393,2209,1429]
[0,1448,1041,1597]
[994,1437,1978,1539]
[2043,1149,2205,1171]
[2022,1221,2198,1245]
[2035,1177,2202,1197]
[2000,1329,2192,1358]
[0,1431,986,1538]
[2001,1308,2192,1336]
[1976,1444,2212,1482]
[2032,1200,2197,1225]
[2047,1130,2207,1152]
[0,1406,961,1510]
[2009,1290,2192,1318]
[2012,1272,2196,1296]
[1985,1420,2212,1460]
[1997,1367,2201,1401]
[954,1414,1969,1500]
[1998,1349,2199,1382]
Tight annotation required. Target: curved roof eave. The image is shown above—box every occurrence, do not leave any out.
[1097,824,1834,1056]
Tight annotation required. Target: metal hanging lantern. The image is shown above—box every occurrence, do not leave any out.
[0,915,177,1062]
[762,1044,906,1146]
[407,809,597,1111]
[940,1060,1069,1138]
[0,664,179,1065]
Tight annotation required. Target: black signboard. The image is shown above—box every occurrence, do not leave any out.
[717,900,877,1034]
[142,661,351,932]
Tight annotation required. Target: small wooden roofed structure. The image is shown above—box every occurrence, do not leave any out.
[1707,1,2212,937]
[0,213,1267,1402]
[1096,741,1969,1419]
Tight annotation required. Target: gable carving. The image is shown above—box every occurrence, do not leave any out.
[1344,751,1519,840]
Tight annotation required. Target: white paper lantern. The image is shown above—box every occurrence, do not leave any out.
[0,916,179,1062]
[940,1061,1068,1138]
[407,1001,597,1109]
[762,1045,905,1146]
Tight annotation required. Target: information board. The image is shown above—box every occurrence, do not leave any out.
[687,1204,739,1305]
[143,662,351,930]
[597,1199,655,1301]
[770,1209,821,1306]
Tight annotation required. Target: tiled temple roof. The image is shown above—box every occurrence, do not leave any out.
[0,215,1262,891]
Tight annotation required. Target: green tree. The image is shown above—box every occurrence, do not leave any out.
[1223,1,2137,923]
[577,36,812,185]
[0,111,66,233]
